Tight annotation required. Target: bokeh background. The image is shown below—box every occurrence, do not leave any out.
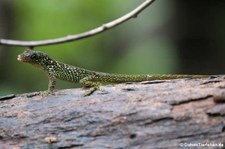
[0,0,225,96]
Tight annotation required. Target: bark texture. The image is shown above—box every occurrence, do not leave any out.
[0,76,225,149]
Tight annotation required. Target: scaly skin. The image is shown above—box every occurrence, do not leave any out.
[17,49,209,96]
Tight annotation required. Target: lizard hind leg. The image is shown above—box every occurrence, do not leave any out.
[79,76,101,96]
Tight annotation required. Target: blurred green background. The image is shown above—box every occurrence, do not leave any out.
[0,0,225,96]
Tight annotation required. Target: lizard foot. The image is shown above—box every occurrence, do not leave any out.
[40,90,55,96]
[83,86,99,96]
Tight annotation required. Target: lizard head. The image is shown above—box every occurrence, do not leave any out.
[17,49,49,66]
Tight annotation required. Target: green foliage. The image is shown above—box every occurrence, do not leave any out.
[112,38,178,74]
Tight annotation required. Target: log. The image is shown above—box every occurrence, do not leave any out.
[0,76,225,149]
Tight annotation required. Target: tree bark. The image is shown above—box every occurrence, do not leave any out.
[0,76,225,149]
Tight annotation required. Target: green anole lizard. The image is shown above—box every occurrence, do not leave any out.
[17,49,209,96]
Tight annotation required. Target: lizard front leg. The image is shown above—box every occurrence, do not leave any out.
[79,76,100,96]
[48,78,56,93]
[42,73,56,95]
[39,77,56,96]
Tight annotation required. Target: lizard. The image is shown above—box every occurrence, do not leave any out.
[17,49,209,96]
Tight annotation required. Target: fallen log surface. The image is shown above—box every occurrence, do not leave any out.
[1,76,225,149]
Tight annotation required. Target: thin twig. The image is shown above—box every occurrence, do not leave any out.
[0,0,156,47]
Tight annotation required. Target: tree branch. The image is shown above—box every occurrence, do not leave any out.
[0,0,156,47]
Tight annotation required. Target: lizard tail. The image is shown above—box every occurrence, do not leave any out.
[97,73,209,83]
[145,74,209,80]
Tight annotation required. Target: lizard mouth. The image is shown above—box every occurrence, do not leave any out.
[17,55,27,62]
